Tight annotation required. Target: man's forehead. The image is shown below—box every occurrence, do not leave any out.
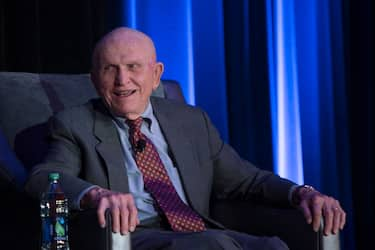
[100,41,153,64]
[101,50,145,64]
[92,27,157,68]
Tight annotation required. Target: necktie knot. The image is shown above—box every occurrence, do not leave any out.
[126,117,143,133]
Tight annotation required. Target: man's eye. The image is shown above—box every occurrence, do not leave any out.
[128,64,139,70]
[103,65,116,71]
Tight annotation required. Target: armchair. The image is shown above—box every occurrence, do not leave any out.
[0,72,339,250]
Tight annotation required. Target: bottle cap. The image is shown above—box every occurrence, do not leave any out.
[48,172,60,181]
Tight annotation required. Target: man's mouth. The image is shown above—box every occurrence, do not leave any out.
[114,89,137,97]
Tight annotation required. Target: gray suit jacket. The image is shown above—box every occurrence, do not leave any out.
[26,97,295,223]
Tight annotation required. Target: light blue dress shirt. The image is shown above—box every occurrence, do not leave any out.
[112,101,188,222]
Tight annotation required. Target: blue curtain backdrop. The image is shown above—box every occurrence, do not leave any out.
[121,0,229,142]
[118,0,372,249]
[223,1,274,172]
[266,1,355,249]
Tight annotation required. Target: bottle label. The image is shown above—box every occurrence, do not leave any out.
[54,216,68,240]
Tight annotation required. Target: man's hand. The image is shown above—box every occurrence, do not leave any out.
[292,185,346,236]
[80,187,140,235]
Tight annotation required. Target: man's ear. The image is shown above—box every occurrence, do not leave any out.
[90,71,95,85]
[90,70,99,91]
[152,62,164,90]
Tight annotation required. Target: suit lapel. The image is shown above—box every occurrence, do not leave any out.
[91,98,202,207]
[93,101,130,192]
[151,98,202,211]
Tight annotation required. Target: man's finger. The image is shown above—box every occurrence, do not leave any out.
[332,207,341,234]
[322,206,334,235]
[111,206,121,233]
[310,197,324,232]
[340,209,346,229]
[97,200,108,228]
[128,203,138,232]
[120,207,130,235]
[299,201,313,225]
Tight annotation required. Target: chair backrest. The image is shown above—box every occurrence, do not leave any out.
[0,72,183,166]
[0,72,185,250]
[0,127,27,190]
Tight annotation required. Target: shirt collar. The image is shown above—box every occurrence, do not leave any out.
[112,100,156,133]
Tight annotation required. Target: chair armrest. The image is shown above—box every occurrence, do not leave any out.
[211,200,320,250]
[69,202,339,250]
[70,209,131,250]
[319,220,341,250]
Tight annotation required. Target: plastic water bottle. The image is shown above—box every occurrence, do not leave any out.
[40,173,70,250]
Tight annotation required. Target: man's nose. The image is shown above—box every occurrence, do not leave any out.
[115,69,130,85]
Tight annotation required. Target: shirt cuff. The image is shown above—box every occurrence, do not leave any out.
[74,185,99,210]
[288,184,299,205]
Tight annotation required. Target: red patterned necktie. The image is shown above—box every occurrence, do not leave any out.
[126,117,206,232]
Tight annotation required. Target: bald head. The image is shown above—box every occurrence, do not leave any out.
[92,27,157,70]
[90,27,164,119]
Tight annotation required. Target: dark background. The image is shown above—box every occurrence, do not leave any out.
[0,0,115,73]
[0,1,373,249]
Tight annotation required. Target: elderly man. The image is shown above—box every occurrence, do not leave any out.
[26,27,345,250]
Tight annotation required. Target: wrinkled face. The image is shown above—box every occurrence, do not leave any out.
[91,32,163,119]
